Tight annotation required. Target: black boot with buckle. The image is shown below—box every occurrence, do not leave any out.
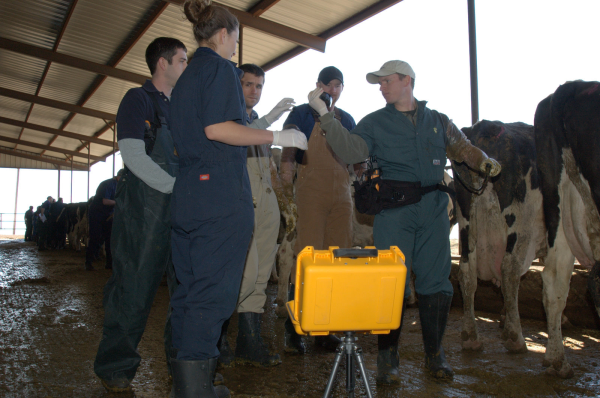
[171,358,230,398]
[235,312,281,367]
[418,292,454,379]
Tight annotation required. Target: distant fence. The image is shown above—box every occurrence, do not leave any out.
[0,213,25,234]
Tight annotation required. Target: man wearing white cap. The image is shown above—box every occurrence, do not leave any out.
[305,60,501,383]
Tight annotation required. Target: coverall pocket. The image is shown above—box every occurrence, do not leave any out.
[182,163,244,223]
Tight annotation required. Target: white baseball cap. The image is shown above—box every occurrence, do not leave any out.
[366,60,415,84]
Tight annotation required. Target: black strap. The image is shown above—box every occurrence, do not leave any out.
[333,248,378,258]
[142,87,168,127]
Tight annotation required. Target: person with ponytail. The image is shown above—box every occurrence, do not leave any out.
[169,1,307,397]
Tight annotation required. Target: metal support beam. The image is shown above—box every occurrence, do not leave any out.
[248,0,281,16]
[262,0,404,71]
[13,168,20,235]
[70,159,73,203]
[467,0,479,125]
[0,134,103,161]
[0,38,148,85]
[87,144,90,200]
[0,87,116,121]
[164,0,326,52]
[0,147,89,170]
[58,167,61,199]
[0,116,115,147]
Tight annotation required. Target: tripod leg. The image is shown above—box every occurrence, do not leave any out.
[323,345,344,398]
[354,347,374,398]
[346,351,355,398]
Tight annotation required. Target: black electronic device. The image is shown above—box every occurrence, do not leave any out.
[319,92,332,108]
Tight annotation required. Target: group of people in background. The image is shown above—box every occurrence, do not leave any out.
[89,0,502,397]
[24,196,67,251]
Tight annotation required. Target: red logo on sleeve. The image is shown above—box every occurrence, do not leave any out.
[200,174,210,181]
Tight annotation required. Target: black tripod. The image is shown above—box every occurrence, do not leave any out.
[322,332,373,398]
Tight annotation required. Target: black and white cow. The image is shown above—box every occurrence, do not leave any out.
[455,121,546,358]
[64,201,89,251]
[534,80,600,378]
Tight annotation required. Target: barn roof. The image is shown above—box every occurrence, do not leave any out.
[0,0,403,171]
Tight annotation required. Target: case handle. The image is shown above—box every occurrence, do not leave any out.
[333,248,378,258]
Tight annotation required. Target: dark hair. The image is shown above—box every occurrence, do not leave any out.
[184,0,238,47]
[239,64,265,79]
[398,73,415,89]
[145,37,187,75]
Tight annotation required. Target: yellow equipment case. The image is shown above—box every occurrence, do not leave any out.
[286,246,407,336]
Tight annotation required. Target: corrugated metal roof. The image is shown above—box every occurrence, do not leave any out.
[0,0,73,50]
[0,0,402,170]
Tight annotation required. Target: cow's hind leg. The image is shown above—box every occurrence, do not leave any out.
[275,232,296,318]
[499,252,527,353]
[540,226,575,379]
[459,242,483,351]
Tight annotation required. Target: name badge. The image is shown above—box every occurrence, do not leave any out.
[200,174,210,181]
[433,159,440,166]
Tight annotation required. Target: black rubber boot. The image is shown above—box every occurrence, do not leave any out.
[235,312,281,367]
[314,335,342,351]
[418,292,454,379]
[171,358,230,398]
[376,301,406,385]
[217,319,234,368]
[170,349,224,388]
[284,284,306,354]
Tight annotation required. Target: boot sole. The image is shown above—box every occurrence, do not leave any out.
[100,379,132,393]
[234,357,281,367]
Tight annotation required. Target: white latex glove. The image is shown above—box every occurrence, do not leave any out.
[308,88,329,116]
[272,128,308,150]
[264,97,295,125]
[480,158,501,177]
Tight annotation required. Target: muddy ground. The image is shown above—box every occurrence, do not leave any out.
[0,238,599,398]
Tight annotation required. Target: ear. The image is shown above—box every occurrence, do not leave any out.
[221,27,228,44]
[157,57,168,72]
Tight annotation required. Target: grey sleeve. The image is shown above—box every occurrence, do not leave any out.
[319,112,369,164]
[118,138,175,194]
[248,116,271,130]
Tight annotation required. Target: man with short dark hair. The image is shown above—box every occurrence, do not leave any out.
[217,63,293,368]
[280,66,360,353]
[93,37,188,393]
[24,206,33,241]
[38,196,53,250]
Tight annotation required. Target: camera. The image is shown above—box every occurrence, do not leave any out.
[319,92,332,108]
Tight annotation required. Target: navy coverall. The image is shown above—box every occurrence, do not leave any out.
[86,178,117,267]
[170,47,254,360]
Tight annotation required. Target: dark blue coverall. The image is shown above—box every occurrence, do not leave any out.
[85,178,117,268]
[170,47,254,361]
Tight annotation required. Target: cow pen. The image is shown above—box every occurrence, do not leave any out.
[1,238,598,397]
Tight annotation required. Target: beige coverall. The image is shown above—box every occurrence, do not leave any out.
[237,140,280,313]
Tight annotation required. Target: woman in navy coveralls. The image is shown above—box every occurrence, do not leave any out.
[169,1,307,396]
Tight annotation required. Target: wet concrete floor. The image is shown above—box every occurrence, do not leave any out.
[0,238,599,397]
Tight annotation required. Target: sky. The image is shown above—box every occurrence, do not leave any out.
[1,0,599,235]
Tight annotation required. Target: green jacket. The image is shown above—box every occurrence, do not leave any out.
[321,100,449,186]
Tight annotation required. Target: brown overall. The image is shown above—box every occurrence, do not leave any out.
[294,110,353,255]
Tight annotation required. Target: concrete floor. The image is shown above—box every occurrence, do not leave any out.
[1,238,599,397]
